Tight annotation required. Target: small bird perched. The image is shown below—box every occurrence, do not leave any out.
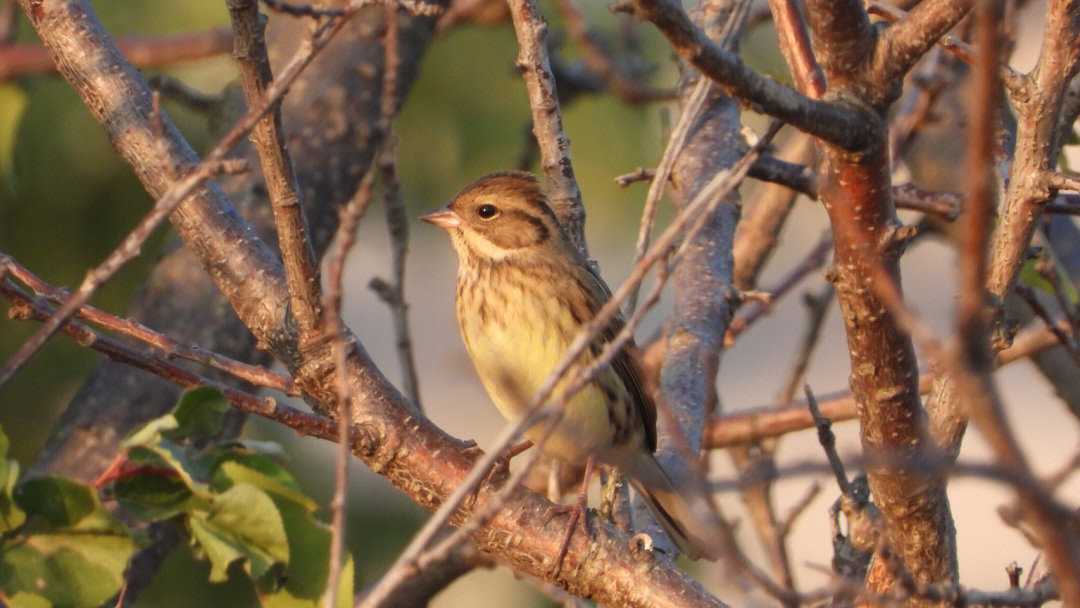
[422,171,724,562]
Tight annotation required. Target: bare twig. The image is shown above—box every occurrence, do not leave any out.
[228,0,322,333]
[777,481,821,537]
[891,183,963,221]
[726,233,831,345]
[262,0,444,17]
[778,286,834,404]
[1016,286,1080,366]
[507,0,587,257]
[629,77,710,312]
[0,278,334,439]
[322,165,378,608]
[370,9,422,410]
[805,385,854,498]
[867,0,1025,94]
[549,0,673,104]
[706,318,1073,448]
[0,255,298,396]
[766,0,825,97]
[614,167,655,187]
[0,29,234,80]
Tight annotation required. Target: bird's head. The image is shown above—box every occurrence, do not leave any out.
[421,171,571,264]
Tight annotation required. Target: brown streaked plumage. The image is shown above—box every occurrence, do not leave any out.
[422,171,723,561]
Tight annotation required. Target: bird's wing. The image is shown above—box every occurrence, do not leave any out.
[578,262,658,453]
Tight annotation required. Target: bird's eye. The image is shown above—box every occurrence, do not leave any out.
[476,204,499,220]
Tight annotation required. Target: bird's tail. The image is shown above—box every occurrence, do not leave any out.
[626,451,725,561]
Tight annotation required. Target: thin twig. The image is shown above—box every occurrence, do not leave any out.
[0,278,333,438]
[630,0,872,151]
[1033,254,1080,330]
[629,77,710,312]
[767,0,825,97]
[0,255,298,396]
[0,29,234,80]
[371,8,422,410]
[804,385,854,498]
[777,480,821,537]
[322,167,379,608]
[614,167,654,187]
[507,0,587,257]
[262,0,444,17]
[726,233,832,345]
[867,0,1025,95]
[549,0,673,104]
[228,0,322,333]
[705,318,1072,448]
[628,1,746,312]
[777,286,834,404]
[1015,286,1080,367]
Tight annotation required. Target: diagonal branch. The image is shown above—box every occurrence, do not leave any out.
[874,0,974,87]
[506,0,587,257]
[628,0,874,151]
[986,0,1080,302]
[227,0,322,332]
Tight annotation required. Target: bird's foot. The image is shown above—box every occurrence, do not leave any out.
[545,490,589,576]
[545,454,596,576]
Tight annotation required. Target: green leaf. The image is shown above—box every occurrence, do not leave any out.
[169,387,229,440]
[122,387,229,449]
[1,477,134,608]
[111,471,201,521]
[212,459,316,512]
[8,591,53,608]
[122,413,180,449]
[1,538,133,608]
[262,499,353,608]
[125,444,210,497]
[14,477,96,528]
[0,426,25,533]
[188,483,289,582]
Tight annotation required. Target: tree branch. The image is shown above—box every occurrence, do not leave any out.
[227,0,323,333]
[628,0,874,151]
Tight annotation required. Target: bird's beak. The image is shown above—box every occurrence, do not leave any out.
[420,207,462,230]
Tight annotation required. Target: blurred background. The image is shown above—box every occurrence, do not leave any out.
[1,1,1077,606]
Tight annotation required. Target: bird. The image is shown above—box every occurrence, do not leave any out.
[421,171,724,563]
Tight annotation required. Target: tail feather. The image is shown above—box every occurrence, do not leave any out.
[627,452,725,561]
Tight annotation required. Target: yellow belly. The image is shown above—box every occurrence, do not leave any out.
[458,291,618,463]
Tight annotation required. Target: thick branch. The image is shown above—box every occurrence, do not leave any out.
[986,0,1080,302]
[801,0,874,88]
